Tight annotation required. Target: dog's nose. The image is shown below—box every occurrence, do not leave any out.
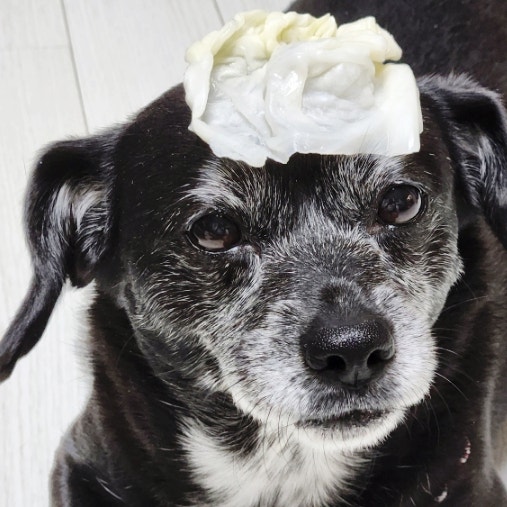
[301,321,395,388]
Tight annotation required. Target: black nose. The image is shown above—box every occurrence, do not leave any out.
[301,321,395,388]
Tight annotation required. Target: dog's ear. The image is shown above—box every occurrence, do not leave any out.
[419,75,507,249]
[0,134,115,381]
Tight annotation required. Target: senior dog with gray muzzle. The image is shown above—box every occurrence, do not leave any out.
[2,0,507,505]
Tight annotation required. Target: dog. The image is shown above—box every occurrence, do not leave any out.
[2,0,507,505]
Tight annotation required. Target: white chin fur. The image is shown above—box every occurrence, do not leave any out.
[228,380,407,452]
[294,408,407,452]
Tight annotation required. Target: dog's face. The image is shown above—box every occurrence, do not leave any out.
[119,116,461,451]
[2,76,507,453]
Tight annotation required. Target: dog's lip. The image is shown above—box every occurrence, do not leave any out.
[297,409,387,429]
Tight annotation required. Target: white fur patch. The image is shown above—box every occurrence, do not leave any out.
[180,419,359,507]
[52,182,104,232]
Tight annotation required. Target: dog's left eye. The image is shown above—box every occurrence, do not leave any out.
[187,214,242,252]
[378,185,424,225]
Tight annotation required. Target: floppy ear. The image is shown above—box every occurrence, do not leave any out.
[419,74,507,249]
[0,134,115,381]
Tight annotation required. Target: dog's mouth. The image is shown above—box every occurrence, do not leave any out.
[297,409,387,430]
[290,406,407,449]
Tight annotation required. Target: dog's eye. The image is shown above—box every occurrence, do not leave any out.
[188,214,241,252]
[378,185,423,225]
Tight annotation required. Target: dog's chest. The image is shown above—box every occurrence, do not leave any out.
[180,421,354,507]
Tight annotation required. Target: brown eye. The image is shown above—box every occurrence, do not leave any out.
[188,214,241,252]
[378,185,423,225]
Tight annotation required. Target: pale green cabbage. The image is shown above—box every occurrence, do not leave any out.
[184,11,423,167]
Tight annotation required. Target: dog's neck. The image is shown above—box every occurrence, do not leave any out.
[179,417,356,507]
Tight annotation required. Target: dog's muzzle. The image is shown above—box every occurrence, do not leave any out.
[301,319,395,389]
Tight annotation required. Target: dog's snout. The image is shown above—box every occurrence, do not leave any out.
[302,321,395,388]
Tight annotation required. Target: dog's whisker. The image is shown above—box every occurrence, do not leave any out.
[433,371,469,401]
[428,384,454,429]
[434,345,463,358]
[438,295,489,315]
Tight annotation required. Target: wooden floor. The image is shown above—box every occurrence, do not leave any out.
[0,1,289,505]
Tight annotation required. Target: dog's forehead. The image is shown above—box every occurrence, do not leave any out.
[116,86,451,232]
[183,156,405,215]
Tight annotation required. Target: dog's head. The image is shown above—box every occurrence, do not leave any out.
[2,75,507,451]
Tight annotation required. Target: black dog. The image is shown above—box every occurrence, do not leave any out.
[2,0,507,505]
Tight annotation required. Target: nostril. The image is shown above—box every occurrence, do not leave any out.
[367,349,383,368]
[366,346,394,368]
[326,355,346,371]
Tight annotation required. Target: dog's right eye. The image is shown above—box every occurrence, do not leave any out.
[377,185,424,225]
[187,214,242,252]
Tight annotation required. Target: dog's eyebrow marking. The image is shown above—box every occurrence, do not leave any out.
[323,154,408,190]
[179,161,263,218]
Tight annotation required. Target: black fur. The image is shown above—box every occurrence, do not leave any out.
[2,1,507,506]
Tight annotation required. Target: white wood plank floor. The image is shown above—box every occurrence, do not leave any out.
[0,1,289,505]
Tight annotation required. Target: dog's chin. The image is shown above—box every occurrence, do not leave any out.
[293,407,406,452]
[227,381,410,452]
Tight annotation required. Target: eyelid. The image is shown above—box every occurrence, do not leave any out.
[185,208,237,231]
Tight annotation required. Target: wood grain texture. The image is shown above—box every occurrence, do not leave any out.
[63,0,223,131]
[0,2,91,506]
